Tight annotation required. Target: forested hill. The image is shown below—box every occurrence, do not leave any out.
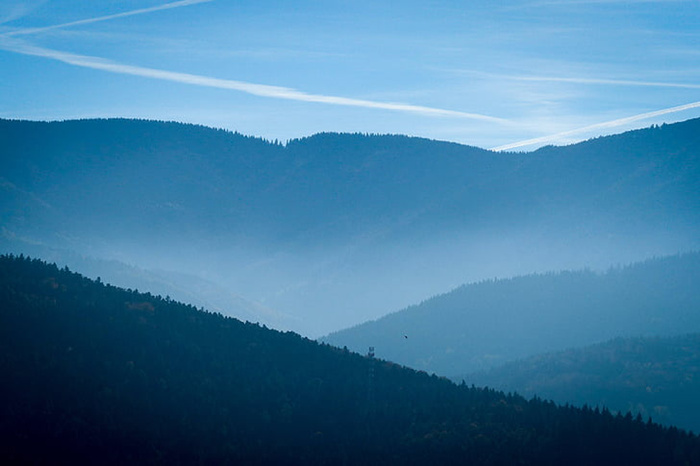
[324,253,700,375]
[2,117,699,336]
[2,117,699,247]
[2,255,700,465]
[0,118,497,245]
[461,334,700,434]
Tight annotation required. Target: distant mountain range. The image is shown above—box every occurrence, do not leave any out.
[2,254,698,464]
[459,333,700,434]
[2,118,699,335]
[3,112,699,461]
[0,241,296,330]
[324,253,700,375]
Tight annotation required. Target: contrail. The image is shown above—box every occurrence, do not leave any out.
[513,75,700,90]
[454,69,700,91]
[491,101,700,151]
[0,38,508,123]
[3,0,214,37]
[527,0,688,6]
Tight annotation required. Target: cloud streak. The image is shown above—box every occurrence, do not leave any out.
[453,69,700,90]
[4,0,214,36]
[491,101,700,151]
[526,0,691,6]
[0,38,507,122]
[512,75,700,90]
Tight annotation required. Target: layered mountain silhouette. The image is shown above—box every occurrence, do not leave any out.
[324,253,700,375]
[460,333,700,434]
[2,118,699,335]
[2,254,699,465]
[0,241,295,329]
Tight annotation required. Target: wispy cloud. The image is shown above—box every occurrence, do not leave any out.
[491,101,700,151]
[3,0,214,36]
[524,0,691,6]
[501,0,690,13]
[0,38,508,123]
[452,69,700,90]
[511,75,700,90]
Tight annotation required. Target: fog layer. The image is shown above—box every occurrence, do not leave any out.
[1,118,699,336]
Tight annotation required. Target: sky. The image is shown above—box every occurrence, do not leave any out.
[1,0,699,150]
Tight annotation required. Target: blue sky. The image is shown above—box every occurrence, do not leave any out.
[1,0,699,150]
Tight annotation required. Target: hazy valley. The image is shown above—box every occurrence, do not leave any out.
[2,117,699,337]
[325,253,700,375]
[2,255,698,464]
[461,333,700,434]
[4,0,700,462]
[2,117,700,462]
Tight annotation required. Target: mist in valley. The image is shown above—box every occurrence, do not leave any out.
[3,1,700,462]
[79,222,697,338]
[3,118,699,338]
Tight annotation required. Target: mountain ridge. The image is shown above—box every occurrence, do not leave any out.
[2,117,699,335]
[459,333,700,434]
[324,252,700,374]
[2,254,699,464]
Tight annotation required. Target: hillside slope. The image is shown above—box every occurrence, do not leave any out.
[461,334,700,434]
[324,253,700,375]
[2,118,699,335]
[1,254,699,465]
[0,241,295,329]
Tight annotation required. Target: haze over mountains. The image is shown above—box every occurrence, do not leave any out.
[324,253,700,375]
[460,333,700,434]
[3,116,700,460]
[5,255,699,464]
[2,117,699,336]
